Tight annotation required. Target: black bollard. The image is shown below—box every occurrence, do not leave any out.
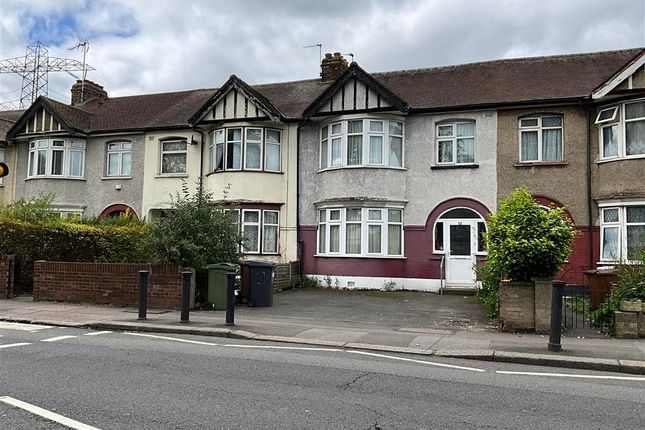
[180,271,192,323]
[225,272,236,326]
[138,270,149,320]
[548,280,565,352]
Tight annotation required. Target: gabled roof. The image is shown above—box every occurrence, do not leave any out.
[7,97,92,139]
[303,63,409,118]
[0,110,23,142]
[592,49,645,99]
[191,75,285,124]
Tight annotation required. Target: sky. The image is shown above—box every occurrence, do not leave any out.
[0,0,644,108]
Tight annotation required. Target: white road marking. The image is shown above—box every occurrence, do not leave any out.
[0,322,52,331]
[41,335,77,343]
[347,350,486,372]
[0,342,31,349]
[84,331,113,336]
[0,396,101,430]
[496,370,645,381]
[125,332,485,372]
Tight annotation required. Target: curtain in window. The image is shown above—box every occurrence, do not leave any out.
[329,225,340,252]
[263,225,278,253]
[521,131,538,161]
[456,122,475,137]
[243,225,259,252]
[346,209,362,254]
[347,135,362,165]
[246,142,261,169]
[542,129,562,161]
[627,225,645,260]
[368,225,381,253]
[456,139,474,163]
[320,139,328,169]
[265,143,280,171]
[51,150,64,175]
[69,151,84,176]
[388,224,402,255]
[389,136,402,167]
[318,225,326,253]
[438,141,453,163]
[369,136,383,164]
[602,125,618,157]
[602,227,619,260]
[626,120,645,156]
[331,138,342,166]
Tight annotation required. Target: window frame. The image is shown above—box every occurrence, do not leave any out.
[106,140,133,177]
[316,206,404,258]
[26,137,86,179]
[208,126,283,173]
[319,117,405,170]
[598,201,645,263]
[159,139,188,175]
[241,209,261,254]
[435,120,476,165]
[226,208,281,255]
[262,210,280,254]
[518,115,564,163]
[597,100,645,161]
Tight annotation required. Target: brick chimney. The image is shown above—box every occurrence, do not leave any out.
[71,80,108,105]
[320,52,349,82]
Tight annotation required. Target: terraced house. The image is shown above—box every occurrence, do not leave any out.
[1,48,644,289]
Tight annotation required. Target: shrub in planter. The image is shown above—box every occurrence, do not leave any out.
[484,187,576,282]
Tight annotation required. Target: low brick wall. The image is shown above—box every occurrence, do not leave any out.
[614,301,645,339]
[33,261,194,308]
[499,281,535,332]
[273,261,300,291]
[1,255,15,298]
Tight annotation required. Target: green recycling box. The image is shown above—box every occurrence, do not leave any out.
[205,263,237,310]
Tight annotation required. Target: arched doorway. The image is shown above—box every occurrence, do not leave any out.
[434,207,486,286]
[99,204,139,220]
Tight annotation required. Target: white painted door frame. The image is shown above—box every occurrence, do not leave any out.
[444,219,477,286]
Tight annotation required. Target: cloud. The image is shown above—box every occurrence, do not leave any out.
[0,0,643,107]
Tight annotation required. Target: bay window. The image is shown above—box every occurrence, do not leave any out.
[600,203,645,262]
[209,127,281,172]
[27,138,86,178]
[519,116,563,162]
[320,118,404,169]
[596,100,645,160]
[229,208,280,255]
[436,121,476,165]
[317,207,403,257]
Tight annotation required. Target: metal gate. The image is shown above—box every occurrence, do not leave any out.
[561,284,610,332]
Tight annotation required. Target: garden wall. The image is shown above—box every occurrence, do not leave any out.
[33,261,194,308]
[1,254,15,298]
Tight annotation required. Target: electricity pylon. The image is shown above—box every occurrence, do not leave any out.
[0,41,95,108]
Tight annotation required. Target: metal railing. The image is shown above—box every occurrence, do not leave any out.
[561,284,610,331]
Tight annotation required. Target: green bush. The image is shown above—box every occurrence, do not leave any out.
[593,252,645,331]
[299,275,321,289]
[475,263,501,318]
[484,187,576,281]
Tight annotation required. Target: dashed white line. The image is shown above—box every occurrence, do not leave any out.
[496,370,645,381]
[0,342,31,349]
[41,335,77,343]
[84,331,113,336]
[0,322,52,331]
[0,396,101,430]
[125,332,486,372]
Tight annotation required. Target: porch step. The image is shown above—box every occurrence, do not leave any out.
[441,287,477,296]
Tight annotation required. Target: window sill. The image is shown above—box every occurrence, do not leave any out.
[597,154,645,164]
[155,174,188,178]
[205,170,284,177]
[514,161,569,168]
[430,164,479,170]
[101,176,132,180]
[314,254,407,260]
[318,165,407,173]
[243,253,281,256]
[25,177,86,181]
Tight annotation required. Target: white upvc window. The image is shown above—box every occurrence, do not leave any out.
[597,100,645,160]
[234,208,280,255]
[242,209,260,253]
[27,138,86,179]
[106,141,132,176]
[319,118,404,169]
[600,203,645,262]
[209,127,282,172]
[436,121,476,165]
[262,210,280,254]
[160,139,187,174]
[317,207,403,257]
[518,116,563,162]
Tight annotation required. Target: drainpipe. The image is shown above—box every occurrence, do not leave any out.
[194,127,205,195]
[585,104,594,270]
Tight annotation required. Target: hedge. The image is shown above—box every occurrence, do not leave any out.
[0,219,153,291]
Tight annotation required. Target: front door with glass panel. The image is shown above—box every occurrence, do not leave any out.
[445,221,476,285]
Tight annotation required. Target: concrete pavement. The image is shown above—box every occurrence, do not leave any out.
[1,288,644,374]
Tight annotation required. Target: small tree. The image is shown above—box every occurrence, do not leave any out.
[484,187,576,282]
[149,182,241,269]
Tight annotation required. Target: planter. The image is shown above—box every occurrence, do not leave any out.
[584,269,618,309]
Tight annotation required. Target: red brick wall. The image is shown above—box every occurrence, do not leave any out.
[1,255,15,298]
[33,261,193,308]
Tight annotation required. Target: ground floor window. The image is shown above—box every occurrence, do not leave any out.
[318,207,403,257]
[600,203,645,262]
[225,208,280,255]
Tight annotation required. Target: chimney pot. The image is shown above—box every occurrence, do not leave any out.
[70,79,108,106]
[320,52,349,82]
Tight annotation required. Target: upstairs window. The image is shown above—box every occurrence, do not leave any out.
[320,118,404,170]
[436,121,476,165]
[106,141,132,176]
[519,116,563,162]
[209,127,281,173]
[596,101,645,160]
[27,138,86,179]
[160,139,187,174]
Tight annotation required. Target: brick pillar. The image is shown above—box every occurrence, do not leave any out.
[533,278,553,334]
[1,255,15,299]
[499,281,535,332]
[320,52,349,82]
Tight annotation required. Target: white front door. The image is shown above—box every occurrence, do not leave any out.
[445,221,476,286]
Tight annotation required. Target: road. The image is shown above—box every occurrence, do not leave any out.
[1,322,644,429]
